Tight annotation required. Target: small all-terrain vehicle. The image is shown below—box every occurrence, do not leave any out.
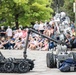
[46,40,76,69]
[0,52,34,73]
[0,28,34,73]
[46,44,76,68]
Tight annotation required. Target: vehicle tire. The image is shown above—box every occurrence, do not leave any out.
[26,59,34,70]
[72,52,76,61]
[46,53,55,68]
[3,62,14,72]
[18,61,30,73]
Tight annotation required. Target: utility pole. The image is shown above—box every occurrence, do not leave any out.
[75,0,76,25]
[55,0,59,13]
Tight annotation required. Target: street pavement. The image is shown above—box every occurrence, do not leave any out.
[0,49,76,75]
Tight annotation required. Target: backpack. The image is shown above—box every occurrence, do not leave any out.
[49,42,54,49]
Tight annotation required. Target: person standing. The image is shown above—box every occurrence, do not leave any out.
[0,26,6,37]
[38,21,44,33]
[6,26,12,39]
[33,21,39,30]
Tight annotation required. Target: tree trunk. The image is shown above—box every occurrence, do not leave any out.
[15,14,19,29]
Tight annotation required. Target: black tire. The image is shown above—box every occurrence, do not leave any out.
[46,53,55,68]
[72,52,76,61]
[3,62,14,72]
[26,59,34,70]
[18,61,30,73]
[29,62,34,70]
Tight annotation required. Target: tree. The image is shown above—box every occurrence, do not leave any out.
[51,0,75,21]
[0,0,53,28]
[51,0,64,13]
[60,0,74,21]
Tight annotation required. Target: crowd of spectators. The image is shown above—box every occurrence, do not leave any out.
[0,19,76,51]
[28,20,76,51]
[0,26,28,50]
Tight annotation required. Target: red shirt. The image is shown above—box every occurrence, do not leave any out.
[22,30,27,38]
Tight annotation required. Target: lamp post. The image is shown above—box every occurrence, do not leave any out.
[73,0,76,26]
[75,0,76,25]
[55,0,59,13]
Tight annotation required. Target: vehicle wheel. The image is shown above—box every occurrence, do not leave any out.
[29,61,34,70]
[26,59,34,70]
[72,52,76,61]
[3,62,14,72]
[18,61,30,73]
[46,53,55,68]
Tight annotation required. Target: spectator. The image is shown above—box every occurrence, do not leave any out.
[42,39,49,51]
[0,26,6,37]
[28,37,38,50]
[70,35,76,48]
[49,18,54,26]
[17,28,23,38]
[22,29,28,38]
[6,26,12,39]
[38,21,44,33]
[14,37,23,50]
[70,21,75,29]
[65,33,71,48]
[71,28,76,36]
[0,37,4,49]
[13,30,19,39]
[33,21,39,30]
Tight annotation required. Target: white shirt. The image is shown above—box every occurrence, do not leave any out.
[18,31,23,38]
[6,28,12,37]
[39,23,44,30]
[33,24,39,30]
[13,32,19,39]
[49,20,54,26]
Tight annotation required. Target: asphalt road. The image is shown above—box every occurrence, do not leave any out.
[0,49,76,75]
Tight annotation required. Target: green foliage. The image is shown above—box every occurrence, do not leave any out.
[30,2,53,21]
[0,0,53,28]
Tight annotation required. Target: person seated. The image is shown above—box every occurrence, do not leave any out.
[28,37,38,50]
[70,35,76,48]
[14,37,23,50]
[65,35,76,50]
[65,33,71,48]
[41,39,49,51]
[0,41,4,49]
